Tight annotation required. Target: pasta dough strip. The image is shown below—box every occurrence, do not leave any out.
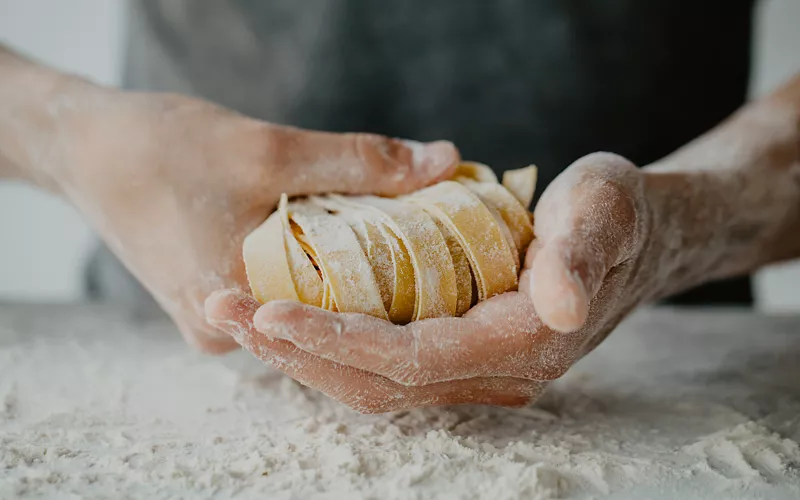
[342,195,457,320]
[376,222,416,323]
[430,216,473,316]
[243,162,538,325]
[289,202,388,320]
[242,205,300,304]
[407,181,518,301]
[453,162,499,183]
[281,196,324,307]
[243,194,324,305]
[458,178,534,263]
[318,195,418,324]
[502,165,538,208]
[310,196,399,318]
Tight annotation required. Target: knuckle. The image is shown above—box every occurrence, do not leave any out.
[353,133,385,167]
[354,134,410,189]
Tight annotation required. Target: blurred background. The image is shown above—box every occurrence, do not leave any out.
[0,0,799,309]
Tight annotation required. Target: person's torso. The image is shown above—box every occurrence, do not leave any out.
[124,0,755,191]
[87,0,756,310]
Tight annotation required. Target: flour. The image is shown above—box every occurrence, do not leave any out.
[1,305,800,499]
[684,422,800,482]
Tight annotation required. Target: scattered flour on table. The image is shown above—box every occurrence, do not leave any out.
[1,306,799,499]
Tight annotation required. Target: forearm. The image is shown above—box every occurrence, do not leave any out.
[643,74,800,300]
[0,44,99,189]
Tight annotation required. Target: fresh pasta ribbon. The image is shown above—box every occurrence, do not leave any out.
[243,163,538,324]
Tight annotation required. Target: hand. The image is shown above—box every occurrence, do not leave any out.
[55,88,458,353]
[206,152,661,413]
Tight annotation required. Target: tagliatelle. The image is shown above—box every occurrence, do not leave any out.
[405,181,518,302]
[243,163,538,324]
[288,201,388,319]
[346,195,458,321]
[501,165,538,209]
[279,195,324,307]
[457,178,535,264]
[430,216,473,316]
[311,195,417,324]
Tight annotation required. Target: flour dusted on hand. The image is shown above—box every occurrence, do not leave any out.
[243,163,537,323]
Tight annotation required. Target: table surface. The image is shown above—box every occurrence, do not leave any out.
[1,304,799,500]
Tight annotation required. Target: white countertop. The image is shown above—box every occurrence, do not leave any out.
[1,304,799,499]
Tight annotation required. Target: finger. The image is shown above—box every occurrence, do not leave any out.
[528,152,644,333]
[254,292,584,385]
[266,126,460,197]
[206,290,546,413]
[574,263,635,359]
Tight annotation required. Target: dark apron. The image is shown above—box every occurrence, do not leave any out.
[86,0,756,311]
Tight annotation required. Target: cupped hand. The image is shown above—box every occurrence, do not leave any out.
[57,89,458,353]
[207,152,666,413]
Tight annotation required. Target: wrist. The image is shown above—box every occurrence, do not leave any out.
[636,78,800,300]
[637,169,714,300]
[0,46,108,191]
[641,162,800,301]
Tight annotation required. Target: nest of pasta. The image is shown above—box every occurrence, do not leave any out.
[243,163,537,324]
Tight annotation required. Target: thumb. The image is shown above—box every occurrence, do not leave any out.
[527,152,644,333]
[268,125,460,197]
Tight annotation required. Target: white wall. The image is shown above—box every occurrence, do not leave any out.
[0,0,798,307]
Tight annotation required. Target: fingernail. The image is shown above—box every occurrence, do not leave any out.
[403,140,458,180]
